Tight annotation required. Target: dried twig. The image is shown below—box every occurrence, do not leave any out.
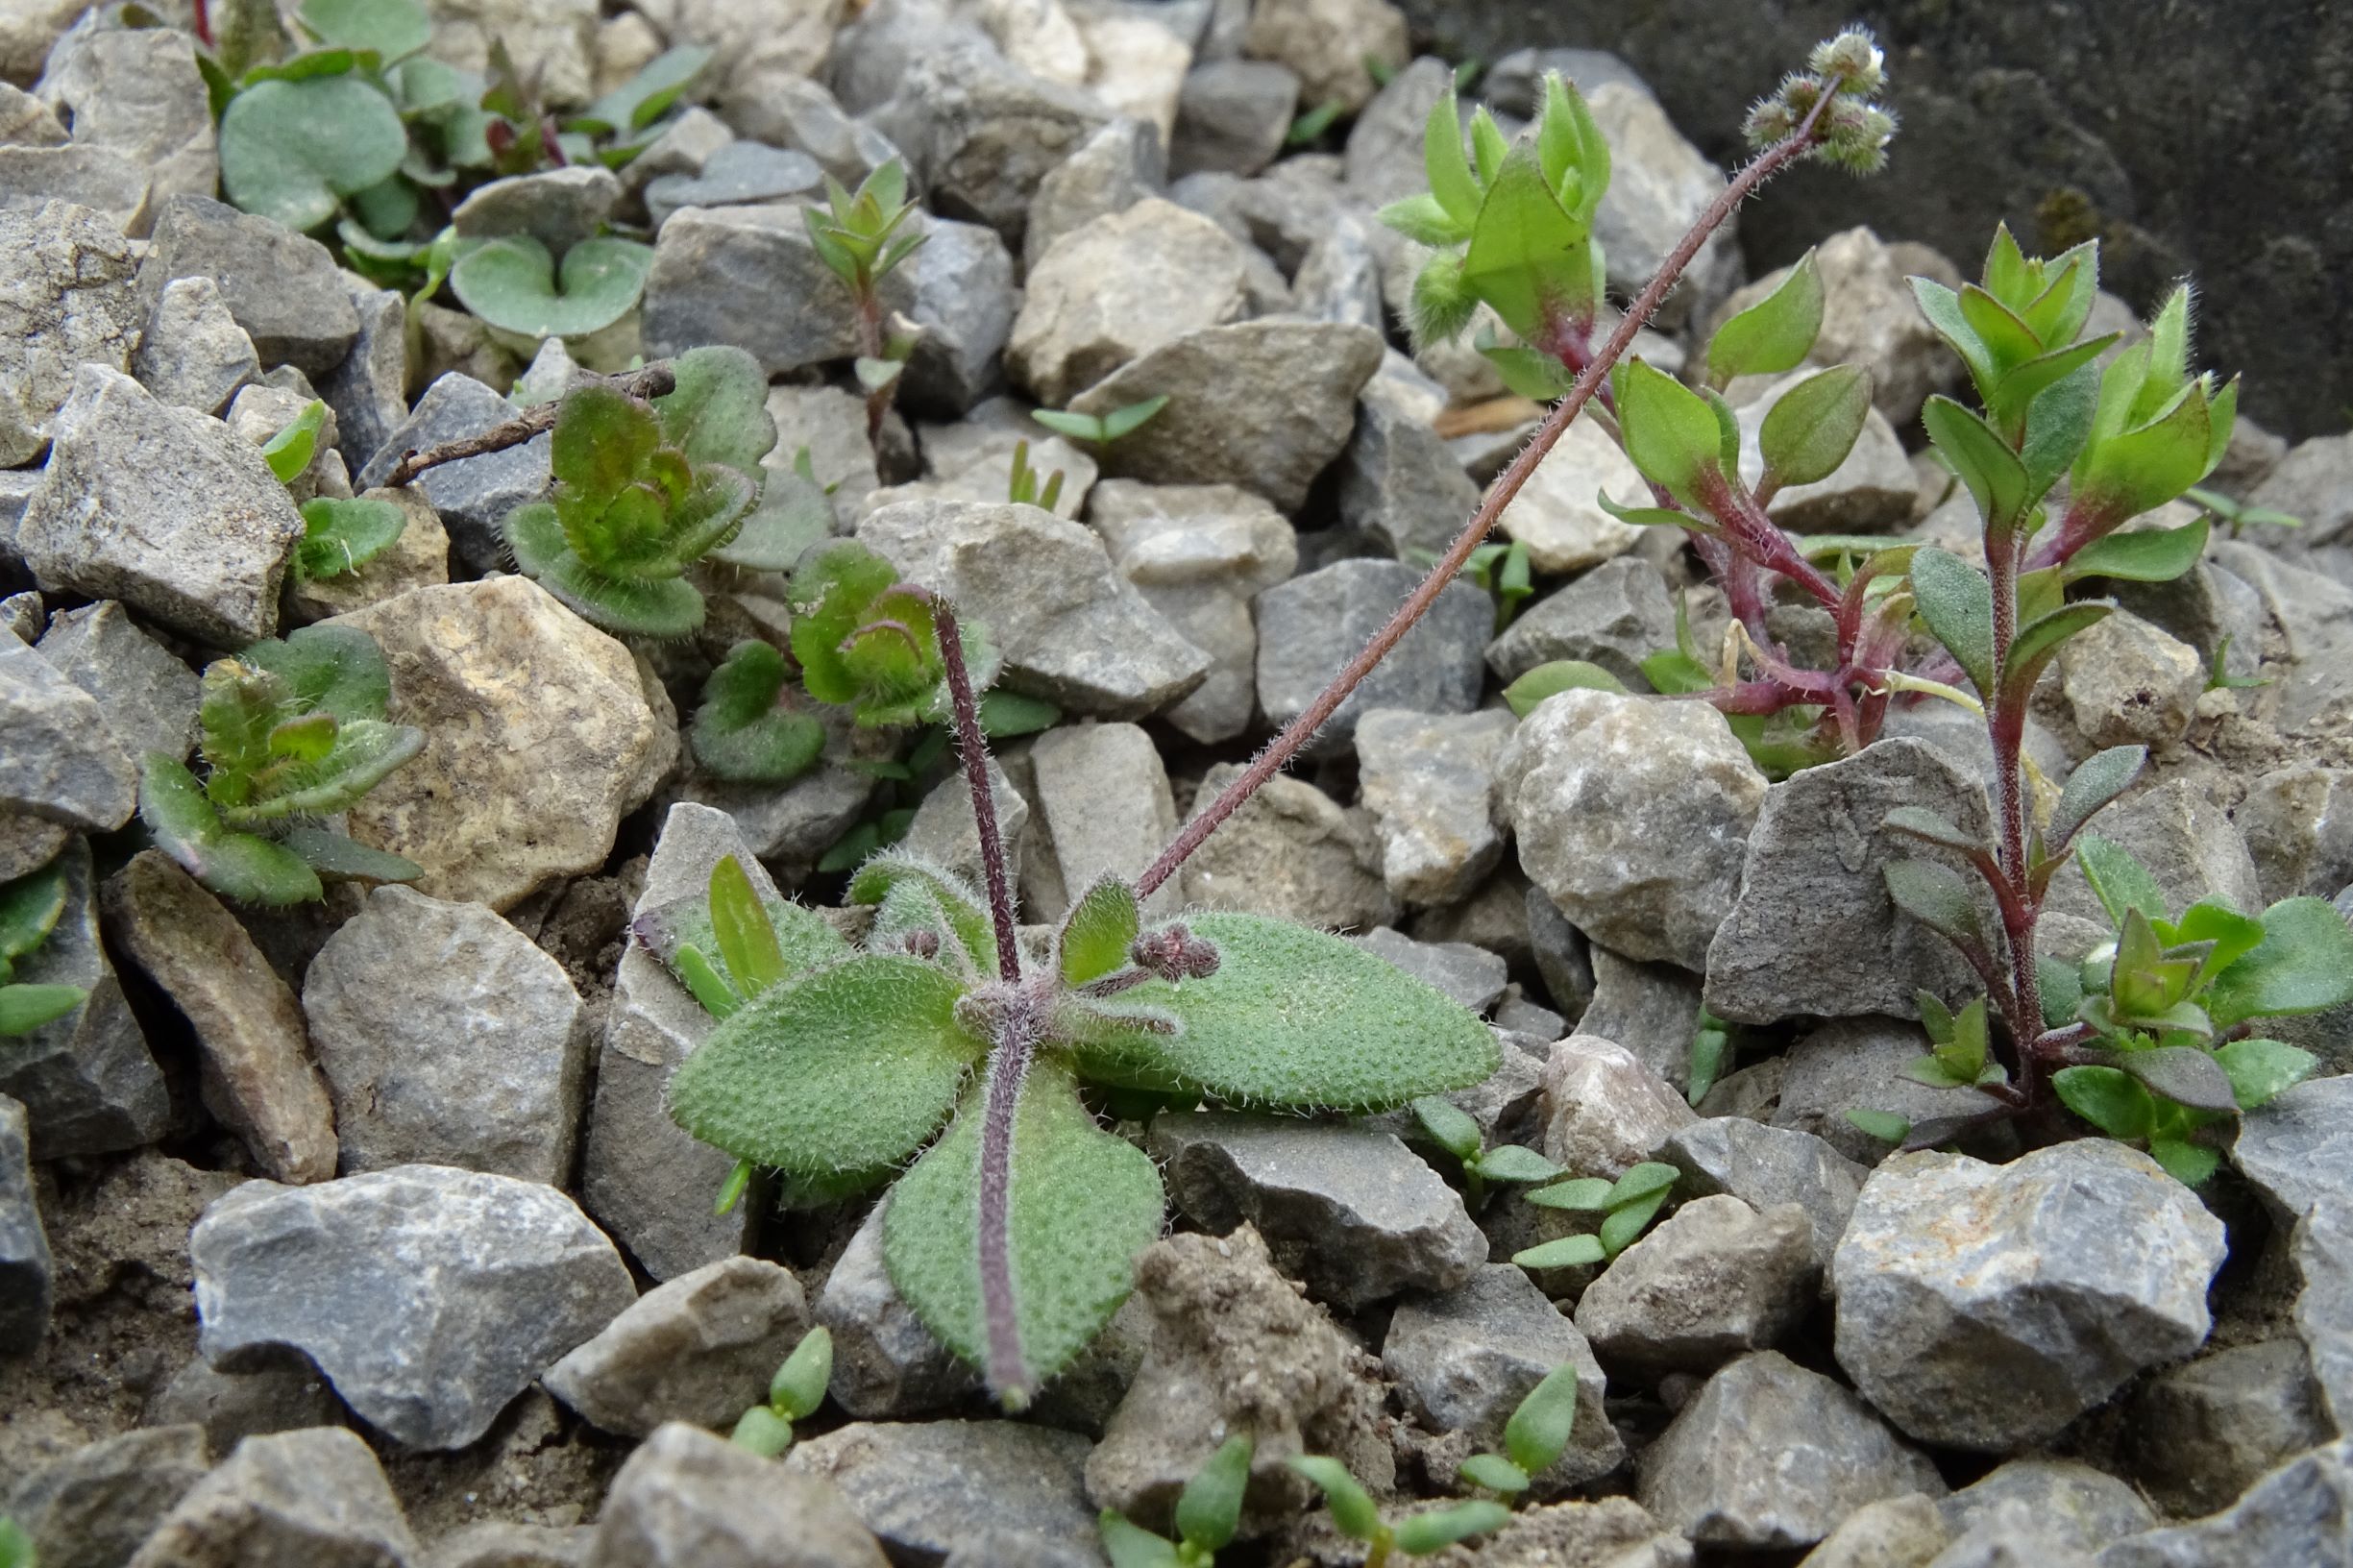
[379,363,677,488]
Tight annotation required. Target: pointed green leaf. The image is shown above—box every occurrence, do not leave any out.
[709,854,788,999]
[1478,338,1579,402]
[2213,1038,2316,1110]
[1844,1109,1911,1143]
[1098,1513,1181,1568]
[846,853,1000,979]
[979,690,1061,739]
[653,345,776,474]
[1375,192,1462,247]
[638,877,849,1000]
[767,1324,833,1421]
[1412,1095,1483,1162]
[1605,1162,1680,1207]
[2148,1137,2219,1187]
[0,982,87,1036]
[1474,1144,1563,1185]
[1707,249,1825,388]
[1098,395,1169,442]
[1534,70,1607,225]
[1456,1452,1529,1494]
[1461,144,1595,343]
[2047,746,2145,854]
[1394,1502,1512,1555]
[574,43,711,135]
[1907,547,1996,695]
[1883,805,1990,857]
[2020,359,2101,496]
[1287,1457,1381,1540]
[2064,519,2209,584]
[883,1057,1164,1402]
[1422,86,1480,226]
[668,954,982,1175]
[1511,1234,1606,1269]
[219,720,424,822]
[1503,1360,1581,1475]
[0,860,69,962]
[2053,1065,2157,1139]
[1900,1054,1970,1089]
[1759,364,1874,488]
[1059,877,1141,987]
[1618,358,1725,507]
[260,400,328,483]
[1923,395,2029,530]
[1599,1188,1668,1255]
[1883,858,1987,952]
[1989,334,2119,438]
[239,624,393,724]
[1071,913,1501,1112]
[277,827,421,884]
[1176,1433,1253,1554]
[1910,277,1995,390]
[139,754,324,906]
[2000,601,2112,706]
[2075,834,2169,927]
[2207,897,2353,1025]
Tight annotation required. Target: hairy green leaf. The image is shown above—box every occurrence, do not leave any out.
[220,73,408,232]
[637,880,848,1001]
[1618,358,1724,508]
[1907,547,1996,695]
[0,860,68,963]
[1844,1108,1911,1143]
[1462,144,1596,345]
[883,1057,1164,1405]
[278,826,420,884]
[2148,1137,2220,1187]
[979,690,1062,739]
[2047,746,2145,854]
[1071,913,1501,1111]
[690,642,825,785]
[2207,897,2353,1025]
[1883,805,1991,857]
[139,754,323,906]
[1883,858,1987,952]
[2000,601,2113,706]
[240,623,393,725]
[655,346,777,474]
[1059,877,1140,987]
[2052,1065,2156,1139]
[1758,364,1874,488]
[668,954,982,1175]
[1922,395,2029,532]
[1420,86,1480,226]
[768,1325,832,1421]
[2074,834,2169,927]
[1706,248,1824,388]
[1099,1512,1180,1568]
[708,854,788,999]
[2120,1045,2239,1114]
[2214,1038,2316,1110]
[2065,519,2211,584]
[295,496,406,579]
[846,853,1000,978]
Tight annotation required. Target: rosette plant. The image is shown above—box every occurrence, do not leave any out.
[646,28,1966,1405]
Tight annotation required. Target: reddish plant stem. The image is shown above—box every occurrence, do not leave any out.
[933,602,1022,982]
[974,1003,1040,1407]
[1984,525,2047,1088]
[1137,109,1839,901]
[192,0,212,47]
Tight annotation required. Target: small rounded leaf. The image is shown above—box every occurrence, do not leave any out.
[728,1405,793,1457]
[1175,1433,1254,1554]
[1456,1452,1530,1494]
[1706,248,1825,387]
[768,1325,833,1421]
[2052,1065,2157,1139]
[2214,1038,2316,1110]
[1286,1457,1381,1541]
[1759,364,1874,487]
[1394,1502,1512,1556]
[220,74,408,232]
[1503,1361,1582,1476]
[449,235,655,339]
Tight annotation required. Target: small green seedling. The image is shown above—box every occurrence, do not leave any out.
[729,1325,832,1457]
[1030,394,1170,456]
[1098,1433,1252,1567]
[1007,439,1066,511]
[1410,1095,1560,1211]
[1288,1456,1509,1566]
[1286,100,1347,147]
[2204,635,2267,693]
[688,643,827,785]
[502,347,778,637]
[1512,1162,1679,1269]
[1858,834,2353,1183]
[138,625,424,906]
[1454,1361,1582,1502]
[786,542,997,729]
[0,859,86,1037]
[1409,539,1532,633]
[805,159,926,435]
[657,711,1499,1406]
[259,398,410,581]
[2184,484,2301,540]
[0,1516,32,1568]
[1683,1007,1731,1106]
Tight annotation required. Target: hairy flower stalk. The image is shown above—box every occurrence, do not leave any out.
[1136,75,1853,901]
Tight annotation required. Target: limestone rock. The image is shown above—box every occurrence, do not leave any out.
[1176,763,1396,929]
[126,1427,420,1568]
[788,1421,1098,1566]
[1256,558,1489,758]
[303,885,588,1184]
[0,628,135,833]
[102,851,336,1185]
[1008,198,1252,406]
[0,199,140,465]
[326,578,662,911]
[1500,690,1766,971]
[1354,708,1515,906]
[586,1422,887,1568]
[543,1257,810,1437]
[191,1165,636,1449]
[139,195,359,377]
[1575,1194,1819,1375]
